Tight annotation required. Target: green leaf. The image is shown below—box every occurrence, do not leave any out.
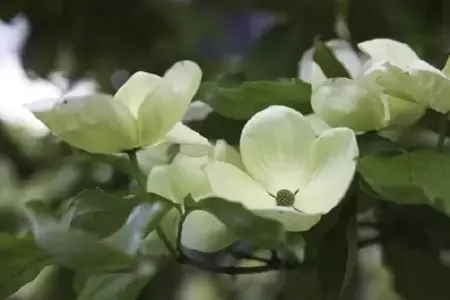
[68,188,140,237]
[191,197,286,249]
[358,150,450,213]
[316,194,357,300]
[0,234,50,299]
[103,201,172,255]
[197,79,312,120]
[356,132,404,157]
[383,239,450,300]
[242,22,308,80]
[77,264,156,300]
[313,37,351,79]
[26,202,139,273]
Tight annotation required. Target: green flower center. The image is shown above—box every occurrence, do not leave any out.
[276,189,295,207]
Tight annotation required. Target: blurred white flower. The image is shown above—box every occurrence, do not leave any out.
[0,14,97,137]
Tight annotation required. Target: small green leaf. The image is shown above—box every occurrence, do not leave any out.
[197,79,312,120]
[68,188,140,237]
[103,201,172,255]
[191,197,286,249]
[316,194,357,300]
[26,202,138,273]
[313,37,351,79]
[0,234,50,299]
[77,263,156,300]
[358,150,450,213]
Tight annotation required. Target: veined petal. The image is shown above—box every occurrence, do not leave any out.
[181,210,235,252]
[358,38,419,69]
[240,105,316,195]
[115,71,162,118]
[295,128,358,214]
[213,139,244,170]
[255,207,321,232]
[204,162,275,210]
[162,60,202,102]
[147,165,178,203]
[163,122,211,157]
[169,154,212,201]
[26,94,137,153]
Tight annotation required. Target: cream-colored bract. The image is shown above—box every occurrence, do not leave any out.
[302,38,425,131]
[144,140,240,253]
[204,105,359,232]
[311,78,390,132]
[26,61,210,154]
[366,59,450,114]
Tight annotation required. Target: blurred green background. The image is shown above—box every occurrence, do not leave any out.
[1,0,450,299]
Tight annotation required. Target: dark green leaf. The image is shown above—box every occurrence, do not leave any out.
[197,79,312,120]
[356,132,404,157]
[313,37,351,79]
[68,188,140,237]
[384,239,450,300]
[0,234,50,299]
[316,194,357,300]
[242,22,308,80]
[25,202,139,273]
[358,150,450,213]
[191,197,286,249]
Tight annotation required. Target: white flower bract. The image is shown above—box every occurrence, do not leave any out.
[26,61,210,154]
[204,105,359,232]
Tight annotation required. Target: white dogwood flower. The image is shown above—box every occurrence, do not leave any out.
[204,105,359,232]
[26,61,210,154]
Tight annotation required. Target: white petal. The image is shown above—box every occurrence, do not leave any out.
[137,142,174,173]
[357,38,419,69]
[162,60,202,102]
[204,162,275,210]
[162,122,211,157]
[115,71,162,118]
[255,207,321,232]
[212,139,244,170]
[299,39,362,84]
[26,94,137,153]
[181,210,235,252]
[407,59,443,75]
[137,80,190,147]
[304,113,332,136]
[169,154,212,201]
[295,128,358,214]
[311,78,390,132]
[374,62,450,113]
[240,106,316,195]
[147,165,178,203]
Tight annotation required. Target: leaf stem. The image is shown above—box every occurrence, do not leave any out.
[436,112,449,152]
[126,149,176,256]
